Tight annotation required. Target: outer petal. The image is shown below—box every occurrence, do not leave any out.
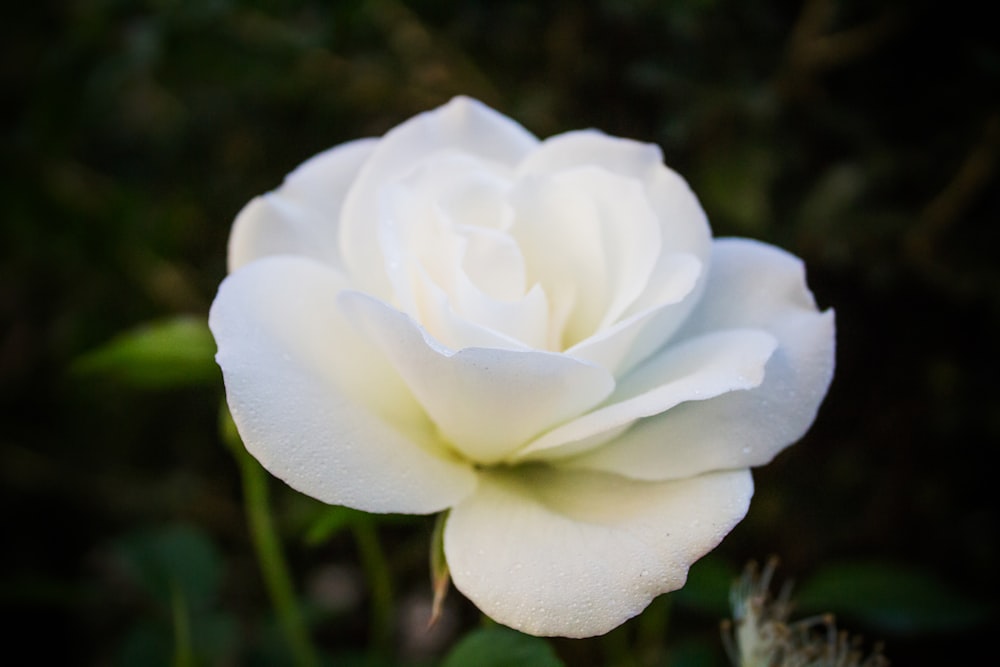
[445,466,753,637]
[568,238,835,480]
[514,329,777,461]
[340,97,539,297]
[209,256,477,513]
[228,138,377,272]
[339,291,615,465]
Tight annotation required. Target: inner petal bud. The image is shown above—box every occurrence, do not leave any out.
[509,167,662,350]
[378,156,551,350]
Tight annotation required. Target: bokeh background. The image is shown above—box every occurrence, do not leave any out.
[3,0,998,665]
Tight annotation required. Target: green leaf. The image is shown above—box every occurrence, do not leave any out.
[441,627,564,667]
[73,316,217,388]
[794,561,992,635]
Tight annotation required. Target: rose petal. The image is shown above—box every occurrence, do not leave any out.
[453,271,552,350]
[514,328,777,461]
[408,261,539,351]
[566,238,836,480]
[509,166,665,348]
[444,465,753,637]
[227,196,344,275]
[391,152,516,234]
[377,192,534,350]
[518,130,711,264]
[377,180,549,350]
[566,253,702,375]
[518,130,713,369]
[457,225,527,302]
[340,97,539,297]
[339,291,615,465]
[562,168,662,331]
[508,173,608,348]
[282,138,379,215]
[228,138,377,272]
[613,252,707,375]
[210,256,477,513]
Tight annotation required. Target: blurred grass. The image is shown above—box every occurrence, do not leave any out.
[3,0,999,664]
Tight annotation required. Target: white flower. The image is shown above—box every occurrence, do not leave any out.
[209,97,835,638]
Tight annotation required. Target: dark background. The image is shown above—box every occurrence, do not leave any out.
[3,0,998,664]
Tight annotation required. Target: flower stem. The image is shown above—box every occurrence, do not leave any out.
[352,520,393,652]
[222,407,320,667]
[170,581,194,667]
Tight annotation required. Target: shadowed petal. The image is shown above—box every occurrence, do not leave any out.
[444,466,753,637]
[567,238,835,480]
[515,329,776,461]
[566,253,702,376]
[210,256,476,513]
[339,291,615,465]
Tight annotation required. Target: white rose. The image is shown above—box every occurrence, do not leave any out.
[209,97,835,638]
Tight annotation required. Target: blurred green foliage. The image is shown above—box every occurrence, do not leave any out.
[794,560,993,635]
[3,0,999,665]
[440,627,565,667]
[72,316,217,388]
[109,524,237,666]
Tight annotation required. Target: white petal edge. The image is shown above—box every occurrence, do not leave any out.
[281,137,379,217]
[514,328,777,461]
[444,466,754,637]
[340,97,539,297]
[209,256,477,513]
[673,238,829,338]
[567,238,836,480]
[339,290,615,465]
[228,138,377,272]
